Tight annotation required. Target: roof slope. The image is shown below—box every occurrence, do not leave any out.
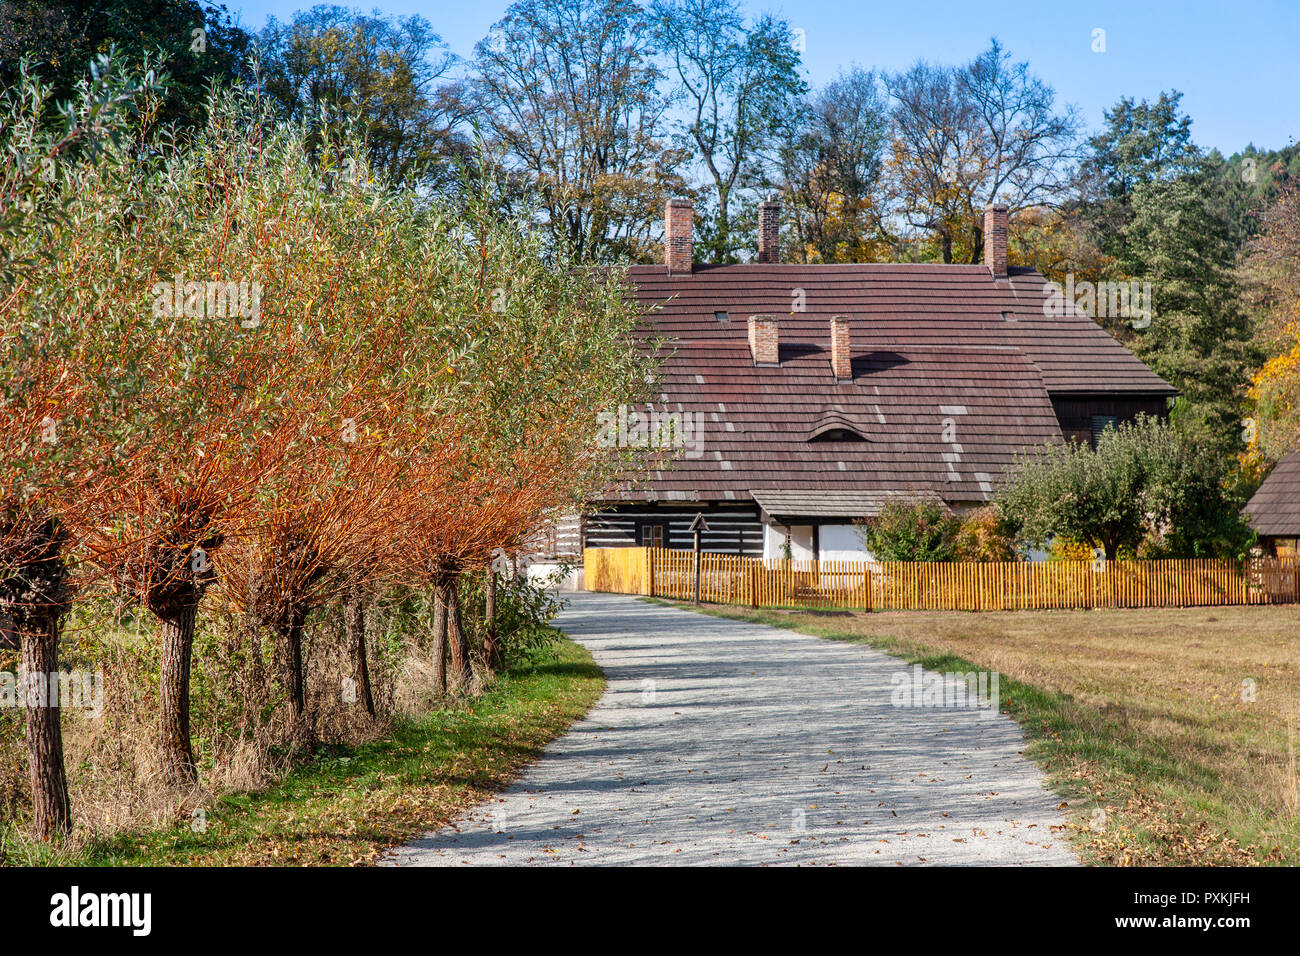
[1244,448,1300,537]
[602,262,1173,512]
[606,339,1062,506]
[628,263,1176,395]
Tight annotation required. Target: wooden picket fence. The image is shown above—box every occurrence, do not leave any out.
[582,547,1300,611]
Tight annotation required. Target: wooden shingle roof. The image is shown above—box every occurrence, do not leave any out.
[1245,448,1300,537]
[601,262,1174,511]
[606,339,1062,506]
[628,263,1176,395]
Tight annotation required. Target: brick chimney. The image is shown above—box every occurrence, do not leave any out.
[665,198,694,274]
[984,203,1008,279]
[748,314,780,366]
[830,316,852,382]
[757,198,781,263]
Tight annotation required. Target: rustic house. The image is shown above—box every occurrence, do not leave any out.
[534,199,1176,582]
[1244,447,1300,557]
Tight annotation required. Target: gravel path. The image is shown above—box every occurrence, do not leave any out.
[386,592,1077,866]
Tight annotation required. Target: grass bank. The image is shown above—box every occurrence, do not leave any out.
[647,598,1300,866]
[40,638,603,866]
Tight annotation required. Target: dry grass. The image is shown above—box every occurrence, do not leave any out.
[663,600,1300,865]
[2,583,602,866]
[80,639,602,866]
[1,594,422,855]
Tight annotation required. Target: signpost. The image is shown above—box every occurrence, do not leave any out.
[688,513,709,604]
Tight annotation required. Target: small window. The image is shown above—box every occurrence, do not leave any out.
[1090,415,1119,448]
[1001,311,1015,322]
[639,522,666,548]
[714,310,729,322]
[809,427,866,443]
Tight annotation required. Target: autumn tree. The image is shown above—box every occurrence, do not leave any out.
[652,0,805,262]
[1241,180,1300,465]
[258,5,465,188]
[388,173,655,689]
[0,56,156,836]
[472,0,687,262]
[886,39,1080,263]
[70,91,288,786]
[775,68,892,263]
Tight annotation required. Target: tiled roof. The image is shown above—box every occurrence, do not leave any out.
[1244,448,1300,537]
[628,263,1176,395]
[598,262,1174,513]
[605,339,1062,507]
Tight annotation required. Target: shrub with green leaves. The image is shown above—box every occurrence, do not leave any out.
[458,567,569,668]
[998,415,1255,560]
[855,495,959,562]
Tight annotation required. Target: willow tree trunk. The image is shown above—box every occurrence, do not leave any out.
[436,574,471,693]
[343,587,374,718]
[431,590,447,696]
[280,608,309,747]
[22,615,71,839]
[158,603,199,787]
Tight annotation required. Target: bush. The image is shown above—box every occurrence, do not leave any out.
[999,415,1256,560]
[952,505,1020,561]
[855,496,959,561]
[458,567,569,668]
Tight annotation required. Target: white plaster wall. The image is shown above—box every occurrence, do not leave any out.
[762,524,815,563]
[818,524,874,562]
[524,562,583,592]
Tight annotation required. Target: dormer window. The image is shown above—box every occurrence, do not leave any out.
[809,426,867,443]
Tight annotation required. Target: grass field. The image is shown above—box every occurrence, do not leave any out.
[13,639,604,866]
[651,598,1300,866]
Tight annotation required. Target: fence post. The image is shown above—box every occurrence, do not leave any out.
[645,547,654,597]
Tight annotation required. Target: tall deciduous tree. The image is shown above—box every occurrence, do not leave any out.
[472,0,686,261]
[887,39,1080,263]
[259,5,464,188]
[776,68,891,263]
[1242,180,1300,464]
[652,0,805,262]
[0,0,251,131]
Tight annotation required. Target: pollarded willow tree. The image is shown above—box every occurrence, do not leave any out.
[66,89,292,787]
[2,57,661,834]
[384,170,658,690]
[0,56,162,837]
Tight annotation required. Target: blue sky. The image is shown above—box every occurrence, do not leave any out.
[227,0,1299,154]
